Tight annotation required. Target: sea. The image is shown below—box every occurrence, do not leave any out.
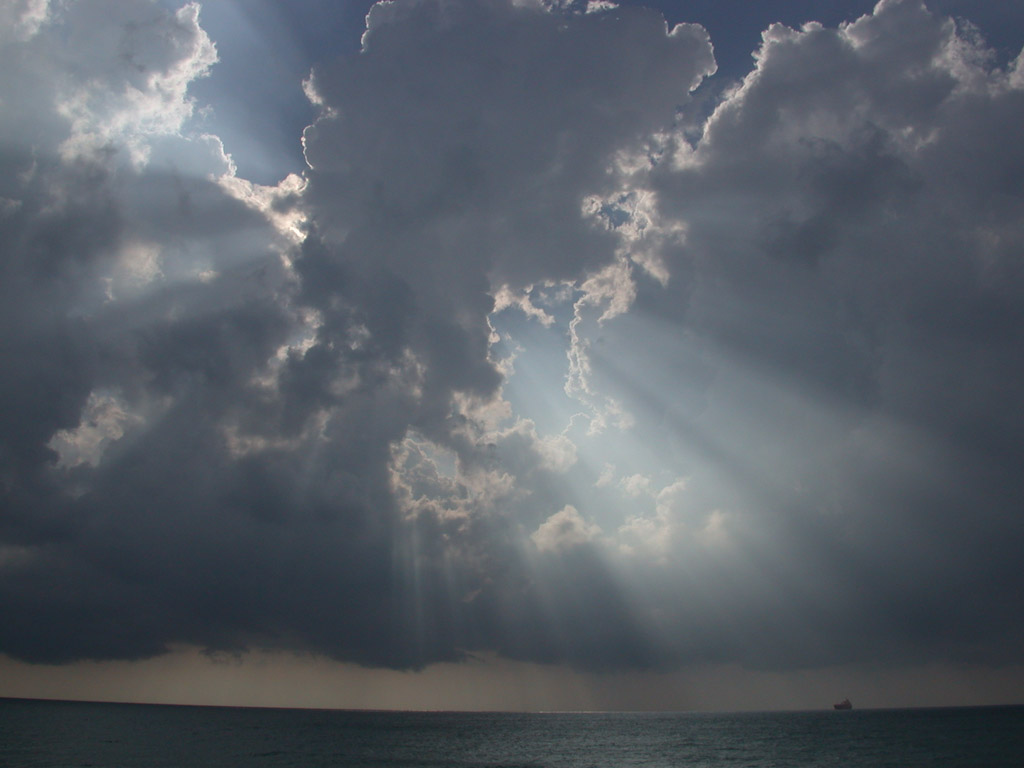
[1,698,1022,767]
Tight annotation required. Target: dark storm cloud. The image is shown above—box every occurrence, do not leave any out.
[618,0,1024,666]
[1,0,1023,677]
[0,0,713,668]
[0,0,296,660]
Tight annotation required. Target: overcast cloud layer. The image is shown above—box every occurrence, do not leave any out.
[1,0,1023,681]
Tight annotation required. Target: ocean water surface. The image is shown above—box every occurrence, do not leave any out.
[1,698,1021,767]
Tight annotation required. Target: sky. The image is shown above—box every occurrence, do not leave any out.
[1,0,1023,712]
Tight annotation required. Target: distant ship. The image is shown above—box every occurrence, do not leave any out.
[834,698,852,710]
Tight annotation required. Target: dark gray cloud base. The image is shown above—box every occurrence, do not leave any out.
[1,0,1022,675]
